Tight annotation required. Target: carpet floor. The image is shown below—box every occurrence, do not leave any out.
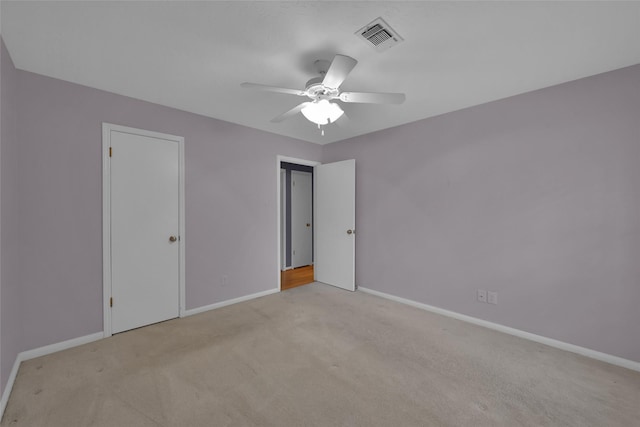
[2,283,639,426]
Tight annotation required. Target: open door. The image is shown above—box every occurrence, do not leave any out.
[315,159,356,291]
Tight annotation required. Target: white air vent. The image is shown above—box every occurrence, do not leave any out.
[356,18,404,52]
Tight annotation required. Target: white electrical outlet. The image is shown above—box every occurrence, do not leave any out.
[477,289,487,302]
[488,291,498,305]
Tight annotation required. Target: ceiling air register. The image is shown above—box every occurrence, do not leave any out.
[356,17,404,52]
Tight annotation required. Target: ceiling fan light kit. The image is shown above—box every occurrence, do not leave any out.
[241,53,405,134]
[301,100,344,126]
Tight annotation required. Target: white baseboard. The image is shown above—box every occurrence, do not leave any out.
[358,287,640,372]
[20,332,103,361]
[182,288,279,317]
[0,356,21,420]
[0,331,103,420]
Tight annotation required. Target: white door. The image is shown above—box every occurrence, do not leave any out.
[291,171,313,268]
[280,169,287,269]
[109,129,180,333]
[315,159,356,291]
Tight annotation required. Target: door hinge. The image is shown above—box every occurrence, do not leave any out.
[110,297,113,307]
[109,147,112,157]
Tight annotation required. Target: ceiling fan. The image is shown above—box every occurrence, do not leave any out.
[241,54,405,134]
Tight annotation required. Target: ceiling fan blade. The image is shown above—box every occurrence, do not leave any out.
[339,91,406,104]
[322,55,358,89]
[241,82,306,97]
[271,102,311,123]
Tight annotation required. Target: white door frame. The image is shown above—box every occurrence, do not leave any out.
[102,123,186,337]
[276,155,320,291]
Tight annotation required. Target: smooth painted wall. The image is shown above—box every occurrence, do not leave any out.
[323,64,640,362]
[2,36,639,398]
[12,69,321,353]
[1,39,22,391]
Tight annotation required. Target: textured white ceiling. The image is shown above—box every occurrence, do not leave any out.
[2,1,640,144]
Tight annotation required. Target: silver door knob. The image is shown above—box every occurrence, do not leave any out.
[169,236,177,242]
[346,229,353,235]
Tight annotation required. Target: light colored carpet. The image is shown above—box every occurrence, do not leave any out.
[2,283,639,426]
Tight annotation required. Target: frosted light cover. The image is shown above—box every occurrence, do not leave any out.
[301,100,344,125]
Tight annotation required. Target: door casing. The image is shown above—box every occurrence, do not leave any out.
[102,123,186,337]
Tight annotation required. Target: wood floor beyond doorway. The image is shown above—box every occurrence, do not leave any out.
[281,265,314,290]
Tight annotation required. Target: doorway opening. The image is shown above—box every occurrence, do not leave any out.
[281,161,314,290]
[277,156,320,291]
[276,155,356,292]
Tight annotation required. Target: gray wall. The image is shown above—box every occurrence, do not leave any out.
[1,37,639,395]
[0,36,3,393]
[1,53,321,390]
[323,64,640,363]
[1,39,22,390]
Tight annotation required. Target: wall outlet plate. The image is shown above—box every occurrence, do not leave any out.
[488,291,498,305]
[477,289,487,302]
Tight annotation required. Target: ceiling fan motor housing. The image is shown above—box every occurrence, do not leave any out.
[305,77,339,100]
